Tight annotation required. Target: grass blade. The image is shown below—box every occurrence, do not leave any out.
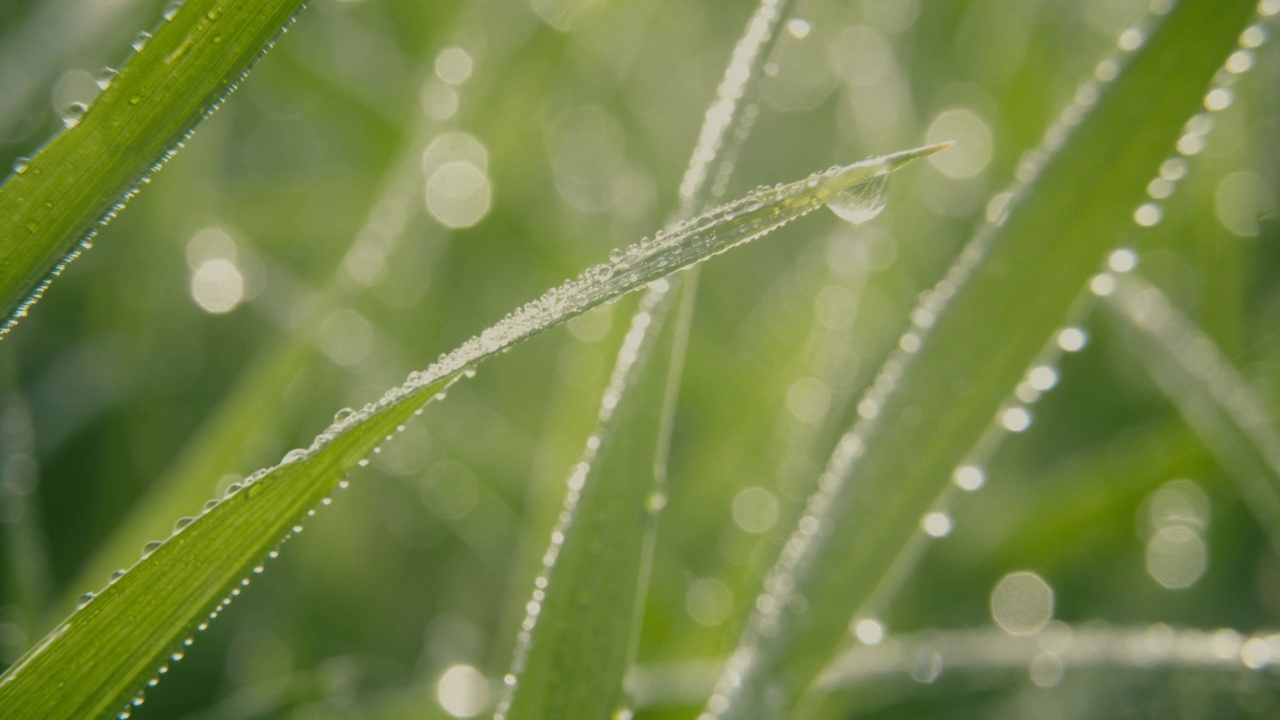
[498,2,796,715]
[703,1,1262,716]
[0,148,937,719]
[0,0,307,337]
[1107,273,1280,549]
[497,285,681,719]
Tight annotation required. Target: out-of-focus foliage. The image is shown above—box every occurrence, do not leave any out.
[0,0,1277,718]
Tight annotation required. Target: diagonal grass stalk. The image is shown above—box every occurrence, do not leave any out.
[703,0,1264,716]
[0,146,940,720]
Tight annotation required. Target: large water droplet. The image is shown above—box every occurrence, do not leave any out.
[825,171,890,224]
[62,103,87,128]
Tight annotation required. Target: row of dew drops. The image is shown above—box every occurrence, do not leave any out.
[912,0,1278,551]
[841,0,1280,697]
[700,1,1277,716]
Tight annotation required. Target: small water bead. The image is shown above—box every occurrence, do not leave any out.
[953,465,986,491]
[1159,158,1187,181]
[1001,407,1032,433]
[1204,87,1233,112]
[77,592,96,609]
[786,18,811,39]
[110,569,127,583]
[1057,327,1088,352]
[163,0,183,20]
[333,407,356,424]
[825,172,889,224]
[1134,202,1163,227]
[921,512,953,538]
[1226,50,1255,74]
[12,156,31,174]
[1094,59,1119,82]
[1261,0,1280,16]
[1240,24,1267,49]
[1146,177,1174,199]
[1117,27,1145,52]
[991,571,1054,635]
[1089,273,1117,297]
[854,618,885,645]
[141,540,163,558]
[62,103,87,127]
[173,516,194,532]
[132,31,152,52]
[1028,366,1059,391]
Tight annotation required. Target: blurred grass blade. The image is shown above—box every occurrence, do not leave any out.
[1107,274,1280,548]
[0,149,937,719]
[0,0,307,337]
[703,1,1261,717]
[630,623,1276,711]
[499,2,794,716]
[498,286,682,720]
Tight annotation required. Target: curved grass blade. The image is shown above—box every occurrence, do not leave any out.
[0,0,308,337]
[1107,274,1280,550]
[702,1,1263,717]
[631,623,1276,711]
[0,148,940,719]
[498,2,797,716]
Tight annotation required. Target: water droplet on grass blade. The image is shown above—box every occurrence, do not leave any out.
[825,171,890,224]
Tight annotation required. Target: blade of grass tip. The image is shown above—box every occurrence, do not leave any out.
[0,0,308,339]
[0,149,938,720]
[493,4,812,716]
[1106,273,1280,551]
[701,1,1264,717]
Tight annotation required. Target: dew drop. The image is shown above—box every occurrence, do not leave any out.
[77,592,96,609]
[609,248,625,263]
[110,569,127,583]
[825,172,889,225]
[333,407,355,424]
[62,103,87,127]
[281,448,307,464]
[12,156,30,174]
[953,465,986,491]
[173,516,194,532]
[141,540,163,558]
[132,31,152,52]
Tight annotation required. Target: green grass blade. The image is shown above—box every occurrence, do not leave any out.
[0,0,306,336]
[1107,274,1280,549]
[0,150,936,719]
[703,1,1262,717]
[497,286,681,720]
[498,2,795,715]
[0,372,450,720]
